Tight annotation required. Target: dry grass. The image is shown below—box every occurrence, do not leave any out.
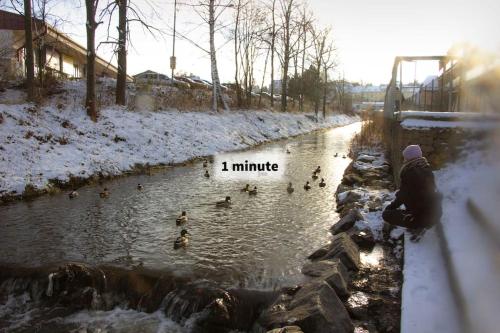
[350,110,386,153]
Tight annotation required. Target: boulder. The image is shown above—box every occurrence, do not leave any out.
[337,190,362,206]
[301,259,350,299]
[357,154,376,163]
[259,281,354,333]
[307,244,331,261]
[347,226,376,250]
[341,174,364,186]
[345,292,370,319]
[312,233,360,271]
[267,326,303,333]
[330,209,363,235]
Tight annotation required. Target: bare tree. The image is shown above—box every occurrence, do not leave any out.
[85,0,100,121]
[99,0,162,106]
[115,0,127,105]
[23,0,36,100]
[233,0,242,107]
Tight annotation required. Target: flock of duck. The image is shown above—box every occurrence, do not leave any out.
[66,149,348,250]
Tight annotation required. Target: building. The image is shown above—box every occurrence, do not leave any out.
[134,70,170,85]
[0,9,125,81]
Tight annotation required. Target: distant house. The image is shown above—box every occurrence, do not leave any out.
[134,70,170,84]
[0,9,129,81]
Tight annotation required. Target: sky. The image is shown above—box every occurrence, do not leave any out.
[24,0,500,85]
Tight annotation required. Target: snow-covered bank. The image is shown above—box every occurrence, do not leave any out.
[401,143,500,333]
[0,103,357,199]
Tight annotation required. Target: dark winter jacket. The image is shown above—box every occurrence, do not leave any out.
[388,157,442,218]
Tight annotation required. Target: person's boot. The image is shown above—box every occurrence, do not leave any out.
[409,228,427,242]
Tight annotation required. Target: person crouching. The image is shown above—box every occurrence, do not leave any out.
[382,145,442,241]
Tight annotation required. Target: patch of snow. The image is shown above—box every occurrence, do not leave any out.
[0,101,358,197]
[401,227,461,333]
[401,118,498,130]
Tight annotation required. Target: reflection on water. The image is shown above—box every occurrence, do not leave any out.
[0,122,361,288]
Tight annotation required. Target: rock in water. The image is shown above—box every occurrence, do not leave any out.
[309,233,360,271]
[301,259,350,300]
[259,281,353,333]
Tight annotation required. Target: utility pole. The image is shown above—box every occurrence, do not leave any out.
[170,0,177,80]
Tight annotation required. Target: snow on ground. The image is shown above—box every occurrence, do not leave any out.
[400,228,461,333]
[401,118,499,130]
[433,145,500,333]
[401,141,500,333]
[0,100,357,198]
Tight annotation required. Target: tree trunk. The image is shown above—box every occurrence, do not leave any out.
[209,0,228,112]
[24,0,35,101]
[234,0,242,107]
[115,0,127,105]
[270,0,276,108]
[300,10,306,112]
[322,66,327,119]
[85,0,98,121]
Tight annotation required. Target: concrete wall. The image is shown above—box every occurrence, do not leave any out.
[389,118,492,184]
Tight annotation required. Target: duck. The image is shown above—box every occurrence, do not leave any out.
[204,170,210,178]
[342,155,347,159]
[173,229,190,249]
[176,211,188,225]
[287,182,294,194]
[216,196,232,208]
[248,186,258,195]
[312,173,319,180]
[137,184,143,190]
[286,148,291,154]
[99,188,110,198]
[304,181,311,191]
[68,190,79,199]
[240,184,250,192]
[334,153,338,157]
[203,160,208,168]
[319,178,326,187]
[315,166,321,174]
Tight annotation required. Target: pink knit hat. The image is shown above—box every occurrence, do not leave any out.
[403,145,422,161]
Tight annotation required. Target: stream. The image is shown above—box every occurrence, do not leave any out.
[0,122,361,332]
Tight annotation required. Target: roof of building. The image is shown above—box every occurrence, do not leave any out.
[0,9,132,81]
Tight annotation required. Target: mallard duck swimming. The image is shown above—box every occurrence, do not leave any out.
[68,190,78,199]
[176,211,188,225]
[312,173,319,180]
[174,229,190,249]
[137,184,143,190]
[304,181,311,190]
[334,153,338,157]
[319,178,326,187]
[241,184,250,192]
[216,196,231,208]
[287,182,294,194]
[204,170,210,178]
[203,160,208,168]
[315,166,321,174]
[248,186,258,195]
[342,155,347,159]
[99,188,110,198]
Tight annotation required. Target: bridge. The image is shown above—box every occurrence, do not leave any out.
[383,55,500,333]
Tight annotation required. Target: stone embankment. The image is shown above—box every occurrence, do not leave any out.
[261,148,404,333]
